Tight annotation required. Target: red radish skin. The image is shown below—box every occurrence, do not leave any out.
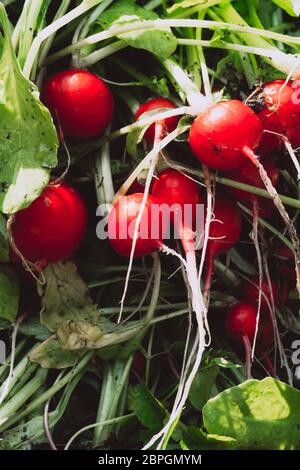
[226,303,257,344]
[132,351,146,378]
[135,98,179,143]
[127,179,146,195]
[226,302,257,378]
[188,100,263,170]
[274,244,296,288]
[240,277,281,313]
[226,302,274,377]
[207,196,242,257]
[108,193,164,258]
[152,169,201,252]
[204,195,242,296]
[225,158,280,218]
[257,80,300,154]
[11,183,87,265]
[42,69,114,140]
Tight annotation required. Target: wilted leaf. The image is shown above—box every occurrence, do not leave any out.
[57,320,103,350]
[38,261,99,332]
[29,337,78,369]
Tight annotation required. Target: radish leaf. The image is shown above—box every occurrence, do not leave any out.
[203,378,300,449]
[189,364,219,411]
[38,261,99,332]
[0,213,8,261]
[272,0,300,16]
[181,426,237,450]
[29,337,78,369]
[0,265,19,323]
[99,0,177,58]
[129,384,166,432]
[0,5,58,214]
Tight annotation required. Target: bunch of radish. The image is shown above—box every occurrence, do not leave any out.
[10,68,115,271]
[188,96,300,298]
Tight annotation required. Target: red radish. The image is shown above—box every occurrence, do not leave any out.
[225,158,280,312]
[240,276,281,314]
[188,100,263,171]
[11,183,87,266]
[42,69,114,140]
[225,157,280,218]
[132,351,146,378]
[226,303,257,344]
[127,179,146,195]
[135,98,179,143]
[225,302,274,377]
[274,244,296,288]
[152,169,201,252]
[226,302,257,378]
[189,98,300,297]
[151,169,207,440]
[204,194,242,296]
[108,193,164,258]
[257,80,300,154]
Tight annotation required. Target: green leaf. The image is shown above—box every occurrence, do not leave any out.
[0,265,19,323]
[181,426,237,450]
[99,0,177,58]
[0,5,58,214]
[29,337,78,369]
[19,317,51,341]
[129,384,166,432]
[189,364,219,411]
[38,261,99,332]
[168,0,224,14]
[0,370,80,448]
[272,0,300,16]
[203,378,300,450]
[0,213,8,261]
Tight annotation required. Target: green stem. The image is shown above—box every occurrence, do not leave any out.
[94,128,114,214]
[37,0,72,70]
[93,356,133,446]
[0,368,47,425]
[17,0,44,69]
[214,2,299,74]
[6,363,38,401]
[93,363,114,446]
[44,18,300,74]
[177,38,293,70]
[170,0,225,18]
[238,203,294,251]
[23,0,103,78]
[100,302,188,315]
[166,160,300,209]
[0,354,30,404]
[0,352,93,432]
[65,413,135,450]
